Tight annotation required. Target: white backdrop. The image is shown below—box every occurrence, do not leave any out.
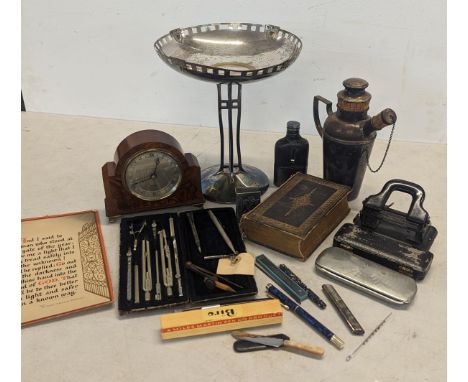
[21,0,446,143]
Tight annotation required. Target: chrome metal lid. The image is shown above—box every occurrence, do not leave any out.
[315,247,417,305]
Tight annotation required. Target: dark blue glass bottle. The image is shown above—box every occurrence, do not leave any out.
[273,121,309,187]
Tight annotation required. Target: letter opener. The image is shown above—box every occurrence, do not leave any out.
[169,217,183,297]
[141,239,152,301]
[231,331,324,357]
[187,212,202,253]
[233,333,290,352]
[266,283,344,349]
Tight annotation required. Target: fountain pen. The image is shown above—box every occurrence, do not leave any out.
[266,283,344,350]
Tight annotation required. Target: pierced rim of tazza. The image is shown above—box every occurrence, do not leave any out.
[154,22,302,83]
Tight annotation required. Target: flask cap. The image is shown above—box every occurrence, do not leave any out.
[337,78,371,113]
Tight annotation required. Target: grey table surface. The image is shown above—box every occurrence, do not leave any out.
[21,112,446,382]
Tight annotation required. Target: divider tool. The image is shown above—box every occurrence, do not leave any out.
[187,212,202,253]
[169,217,183,297]
[159,230,173,297]
[129,221,146,251]
[162,230,174,294]
[154,246,162,301]
[142,240,152,301]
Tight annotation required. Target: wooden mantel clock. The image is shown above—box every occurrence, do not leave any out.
[102,130,204,220]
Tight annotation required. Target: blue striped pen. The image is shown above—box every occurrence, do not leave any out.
[266,283,345,350]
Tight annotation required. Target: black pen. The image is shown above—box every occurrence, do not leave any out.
[266,283,344,350]
[279,264,327,309]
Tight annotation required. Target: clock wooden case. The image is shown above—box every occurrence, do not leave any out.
[102,130,204,220]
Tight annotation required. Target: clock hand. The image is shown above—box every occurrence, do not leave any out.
[133,159,160,187]
[151,157,161,178]
[132,173,154,186]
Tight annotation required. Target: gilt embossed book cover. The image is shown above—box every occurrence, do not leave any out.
[21,210,114,326]
[240,173,350,260]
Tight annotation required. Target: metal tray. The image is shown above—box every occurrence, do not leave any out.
[154,22,302,82]
[315,247,417,305]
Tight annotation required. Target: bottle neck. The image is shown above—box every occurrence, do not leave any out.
[286,127,300,138]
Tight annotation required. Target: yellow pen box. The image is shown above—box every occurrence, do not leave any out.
[160,299,282,339]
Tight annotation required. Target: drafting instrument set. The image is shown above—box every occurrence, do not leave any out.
[118,208,257,313]
[123,215,183,309]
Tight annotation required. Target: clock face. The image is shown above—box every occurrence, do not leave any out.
[124,149,182,201]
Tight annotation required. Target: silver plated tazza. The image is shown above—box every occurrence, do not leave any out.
[154,23,302,203]
[154,23,302,83]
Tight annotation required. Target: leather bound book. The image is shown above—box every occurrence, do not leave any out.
[240,173,350,261]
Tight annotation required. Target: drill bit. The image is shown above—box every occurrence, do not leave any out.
[346,313,392,361]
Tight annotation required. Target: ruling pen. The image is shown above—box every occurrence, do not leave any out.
[266,283,344,350]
